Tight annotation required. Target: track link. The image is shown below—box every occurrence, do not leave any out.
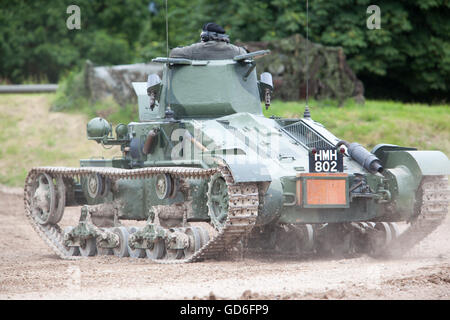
[381,175,449,257]
[24,166,258,263]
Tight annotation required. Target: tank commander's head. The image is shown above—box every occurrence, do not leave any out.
[200,22,230,43]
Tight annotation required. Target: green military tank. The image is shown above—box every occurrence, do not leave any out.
[24,50,449,263]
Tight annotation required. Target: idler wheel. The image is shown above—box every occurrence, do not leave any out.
[30,173,56,225]
[128,227,146,258]
[112,227,130,258]
[207,172,229,230]
[79,238,97,257]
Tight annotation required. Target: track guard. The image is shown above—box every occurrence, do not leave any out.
[217,155,272,183]
[373,144,450,179]
[217,155,279,225]
[374,144,450,219]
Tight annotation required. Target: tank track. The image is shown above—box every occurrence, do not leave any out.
[24,166,259,263]
[381,175,449,257]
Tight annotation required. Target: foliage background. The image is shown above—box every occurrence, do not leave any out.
[0,0,449,102]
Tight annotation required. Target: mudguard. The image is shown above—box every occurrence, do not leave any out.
[373,145,450,219]
[217,155,281,225]
[217,155,272,183]
[373,143,450,179]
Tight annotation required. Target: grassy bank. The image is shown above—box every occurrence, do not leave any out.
[0,94,448,187]
[0,94,120,187]
[264,99,450,156]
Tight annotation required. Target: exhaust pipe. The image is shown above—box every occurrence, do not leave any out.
[337,140,383,174]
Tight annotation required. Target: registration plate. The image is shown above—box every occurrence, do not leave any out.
[309,148,343,173]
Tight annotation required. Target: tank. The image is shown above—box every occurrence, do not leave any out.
[24,50,450,262]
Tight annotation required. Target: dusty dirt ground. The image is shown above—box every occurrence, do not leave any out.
[0,186,449,300]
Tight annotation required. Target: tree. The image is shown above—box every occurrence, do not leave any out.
[195,0,450,101]
[1,0,448,102]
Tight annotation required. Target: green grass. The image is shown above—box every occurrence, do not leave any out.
[264,99,450,156]
[53,95,139,126]
[0,94,120,187]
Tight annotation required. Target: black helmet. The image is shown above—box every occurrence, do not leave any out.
[200,22,230,43]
